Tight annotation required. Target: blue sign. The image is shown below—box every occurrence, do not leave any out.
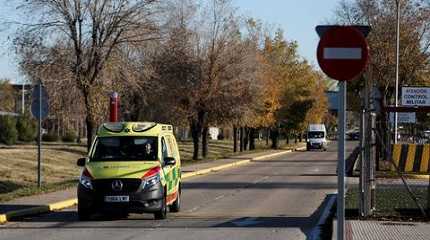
[31,83,49,120]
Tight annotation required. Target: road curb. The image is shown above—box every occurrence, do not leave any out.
[182,149,293,179]
[0,198,79,224]
[48,199,78,211]
[309,194,337,240]
[0,149,295,224]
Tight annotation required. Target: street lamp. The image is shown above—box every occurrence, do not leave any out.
[394,0,400,143]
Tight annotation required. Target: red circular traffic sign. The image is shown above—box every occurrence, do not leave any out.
[317,26,369,81]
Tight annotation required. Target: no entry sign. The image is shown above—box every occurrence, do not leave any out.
[317,26,369,81]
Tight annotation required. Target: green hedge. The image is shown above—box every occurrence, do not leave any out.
[42,133,59,142]
[0,116,18,145]
[16,113,37,142]
[61,131,77,142]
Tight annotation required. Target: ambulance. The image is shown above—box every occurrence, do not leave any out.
[76,122,181,220]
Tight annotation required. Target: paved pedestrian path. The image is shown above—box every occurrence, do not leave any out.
[346,220,430,240]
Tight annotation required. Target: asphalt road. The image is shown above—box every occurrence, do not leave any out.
[0,142,353,240]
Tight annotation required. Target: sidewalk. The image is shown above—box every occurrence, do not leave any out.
[346,220,430,240]
[0,148,296,223]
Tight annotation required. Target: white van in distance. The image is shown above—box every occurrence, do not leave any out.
[306,124,328,151]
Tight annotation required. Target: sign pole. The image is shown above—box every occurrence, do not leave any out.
[37,81,42,188]
[31,80,49,189]
[338,81,347,240]
[315,26,370,239]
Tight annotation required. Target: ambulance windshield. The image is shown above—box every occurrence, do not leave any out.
[91,136,158,161]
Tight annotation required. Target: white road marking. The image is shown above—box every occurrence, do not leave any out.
[324,47,362,59]
[214,194,225,200]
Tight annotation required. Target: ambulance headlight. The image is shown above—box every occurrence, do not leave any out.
[79,169,93,190]
[143,174,160,189]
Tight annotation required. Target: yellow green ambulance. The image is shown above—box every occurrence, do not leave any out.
[76,122,181,220]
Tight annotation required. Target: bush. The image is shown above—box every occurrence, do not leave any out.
[16,113,37,142]
[42,133,59,142]
[61,131,77,143]
[0,116,18,145]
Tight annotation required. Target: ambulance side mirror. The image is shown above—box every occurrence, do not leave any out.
[165,157,176,166]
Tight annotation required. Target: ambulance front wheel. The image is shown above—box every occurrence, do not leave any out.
[78,203,93,221]
[170,185,181,213]
[154,191,167,220]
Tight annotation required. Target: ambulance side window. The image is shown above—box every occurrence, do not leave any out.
[165,135,177,159]
[161,138,169,165]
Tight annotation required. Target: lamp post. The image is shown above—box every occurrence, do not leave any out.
[394,0,400,143]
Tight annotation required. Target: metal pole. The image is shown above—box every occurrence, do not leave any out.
[359,107,365,217]
[338,81,346,240]
[394,0,400,143]
[37,82,42,188]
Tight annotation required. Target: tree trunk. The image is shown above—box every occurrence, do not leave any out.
[233,126,238,152]
[243,127,249,151]
[239,127,244,152]
[202,126,208,158]
[286,132,290,145]
[299,133,303,142]
[266,128,270,145]
[77,119,81,143]
[190,120,200,160]
[190,110,206,160]
[270,127,279,149]
[83,89,97,152]
[249,128,256,150]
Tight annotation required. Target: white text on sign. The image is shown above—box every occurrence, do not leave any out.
[401,87,430,106]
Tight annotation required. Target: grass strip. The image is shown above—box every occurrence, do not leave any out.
[346,184,429,219]
[0,180,77,203]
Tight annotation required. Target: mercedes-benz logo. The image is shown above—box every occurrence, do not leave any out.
[112,180,123,191]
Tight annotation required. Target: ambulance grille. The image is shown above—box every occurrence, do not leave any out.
[92,179,142,193]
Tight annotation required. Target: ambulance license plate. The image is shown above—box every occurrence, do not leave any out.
[104,196,129,202]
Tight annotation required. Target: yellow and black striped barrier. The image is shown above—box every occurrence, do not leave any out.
[392,144,430,174]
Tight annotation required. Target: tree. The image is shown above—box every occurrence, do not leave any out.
[334,0,430,109]
[259,30,328,148]
[149,0,261,160]
[15,0,160,150]
[0,79,15,113]
[16,112,37,142]
[0,116,18,145]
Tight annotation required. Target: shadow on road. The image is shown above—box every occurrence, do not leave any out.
[0,204,49,216]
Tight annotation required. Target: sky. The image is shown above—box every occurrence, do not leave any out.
[0,0,341,84]
[233,0,340,63]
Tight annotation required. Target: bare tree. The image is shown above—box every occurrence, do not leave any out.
[15,0,160,149]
